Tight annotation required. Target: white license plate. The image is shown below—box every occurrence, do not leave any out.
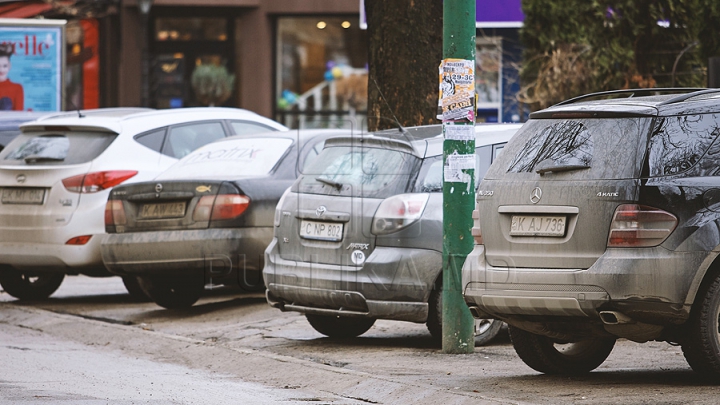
[1,188,45,204]
[299,220,344,241]
[140,202,186,219]
[510,215,566,237]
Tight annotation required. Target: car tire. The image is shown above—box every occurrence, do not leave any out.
[121,276,151,302]
[305,314,375,338]
[426,284,503,346]
[0,267,64,300]
[137,275,204,309]
[508,325,616,374]
[681,272,720,379]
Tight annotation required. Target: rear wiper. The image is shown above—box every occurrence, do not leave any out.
[24,155,65,163]
[316,177,343,190]
[535,159,590,175]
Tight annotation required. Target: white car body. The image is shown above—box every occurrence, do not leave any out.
[0,107,286,294]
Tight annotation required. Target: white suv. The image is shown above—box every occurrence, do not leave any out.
[0,107,286,300]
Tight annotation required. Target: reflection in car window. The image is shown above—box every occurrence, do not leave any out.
[5,135,69,161]
[297,146,419,198]
[229,121,275,136]
[648,114,720,177]
[0,132,117,166]
[163,122,226,159]
[508,120,593,173]
[486,117,651,181]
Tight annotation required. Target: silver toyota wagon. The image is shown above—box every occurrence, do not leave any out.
[263,123,520,341]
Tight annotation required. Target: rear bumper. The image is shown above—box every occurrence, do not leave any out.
[262,238,442,323]
[462,245,704,325]
[101,228,272,283]
[0,235,105,273]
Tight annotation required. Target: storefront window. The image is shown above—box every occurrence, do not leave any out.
[276,16,368,129]
[155,18,227,42]
[476,37,502,122]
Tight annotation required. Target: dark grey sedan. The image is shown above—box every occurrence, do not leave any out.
[101,129,349,309]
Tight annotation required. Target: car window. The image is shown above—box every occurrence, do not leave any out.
[295,145,420,198]
[487,117,652,180]
[301,140,325,172]
[155,137,293,181]
[647,114,720,178]
[0,132,117,165]
[162,121,226,159]
[416,144,497,192]
[134,128,166,152]
[229,120,277,136]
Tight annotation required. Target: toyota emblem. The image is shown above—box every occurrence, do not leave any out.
[316,205,327,217]
[16,174,26,184]
[155,183,163,193]
[530,187,542,204]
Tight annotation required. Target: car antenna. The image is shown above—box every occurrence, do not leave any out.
[371,77,407,134]
[65,96,84,118]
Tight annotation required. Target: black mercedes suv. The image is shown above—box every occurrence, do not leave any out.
[462,88,720,378]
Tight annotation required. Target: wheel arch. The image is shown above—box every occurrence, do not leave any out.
[685,250,720,313]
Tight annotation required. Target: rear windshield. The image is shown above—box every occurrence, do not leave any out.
[0,132,117,165]
[156,137,293,180]
[486,117,652,180]
[294,145,420,198]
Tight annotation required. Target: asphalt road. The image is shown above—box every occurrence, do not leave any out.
[1,275,718,404]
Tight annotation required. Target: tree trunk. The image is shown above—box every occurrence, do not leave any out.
[365,0,443,131]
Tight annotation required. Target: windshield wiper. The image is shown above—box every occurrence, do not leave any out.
[24,155,65,164]
[316,177,343,190]
[535,163,590,175]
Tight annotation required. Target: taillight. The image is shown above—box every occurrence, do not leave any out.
[66,235,92,245]
[607,204,677,247]
[192,194,250,222]
[371,193,429,235]
[472,208,483,244]
[63,171,138,193]
[104,200,126,226]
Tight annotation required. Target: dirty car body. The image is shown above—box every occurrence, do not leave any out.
[264,123,520,339]
[102,129,347,309]
[463,88,720,377]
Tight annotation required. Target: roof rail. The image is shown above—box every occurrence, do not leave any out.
[657,88,720,105]
[554,88,707,106]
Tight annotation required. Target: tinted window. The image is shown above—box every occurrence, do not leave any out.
[647,114,720,178]
[229,121,276,136]
[135,128,166,152]
[162,122,226,158]
[156,137,293,181]
[295,146,419,198]
[0,132,116,165]
[487,118,652,180]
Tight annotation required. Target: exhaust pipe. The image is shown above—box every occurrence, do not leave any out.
[468,305,492,319]
[599,310,634,325]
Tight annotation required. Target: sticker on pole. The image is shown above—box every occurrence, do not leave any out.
[444,151,475,183]
[443,124,475,141]
[439,59,475,122]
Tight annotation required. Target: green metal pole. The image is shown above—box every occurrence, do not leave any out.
[441,0,476,354]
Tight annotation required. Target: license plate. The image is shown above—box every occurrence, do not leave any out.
[1,188,45,204]
[510,215,566,237]
[299,220,344,241]
[139,202,186,219]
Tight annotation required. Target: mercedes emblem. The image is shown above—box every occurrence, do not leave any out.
[530,187,542,204]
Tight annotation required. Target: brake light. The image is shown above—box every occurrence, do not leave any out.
[63,171,138,193]
[472,208,483,244]
[371,193,429,235]
[66,235,92,245]
[607,204,677,247]
[192,194,250,222]
[104,200,126,226]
